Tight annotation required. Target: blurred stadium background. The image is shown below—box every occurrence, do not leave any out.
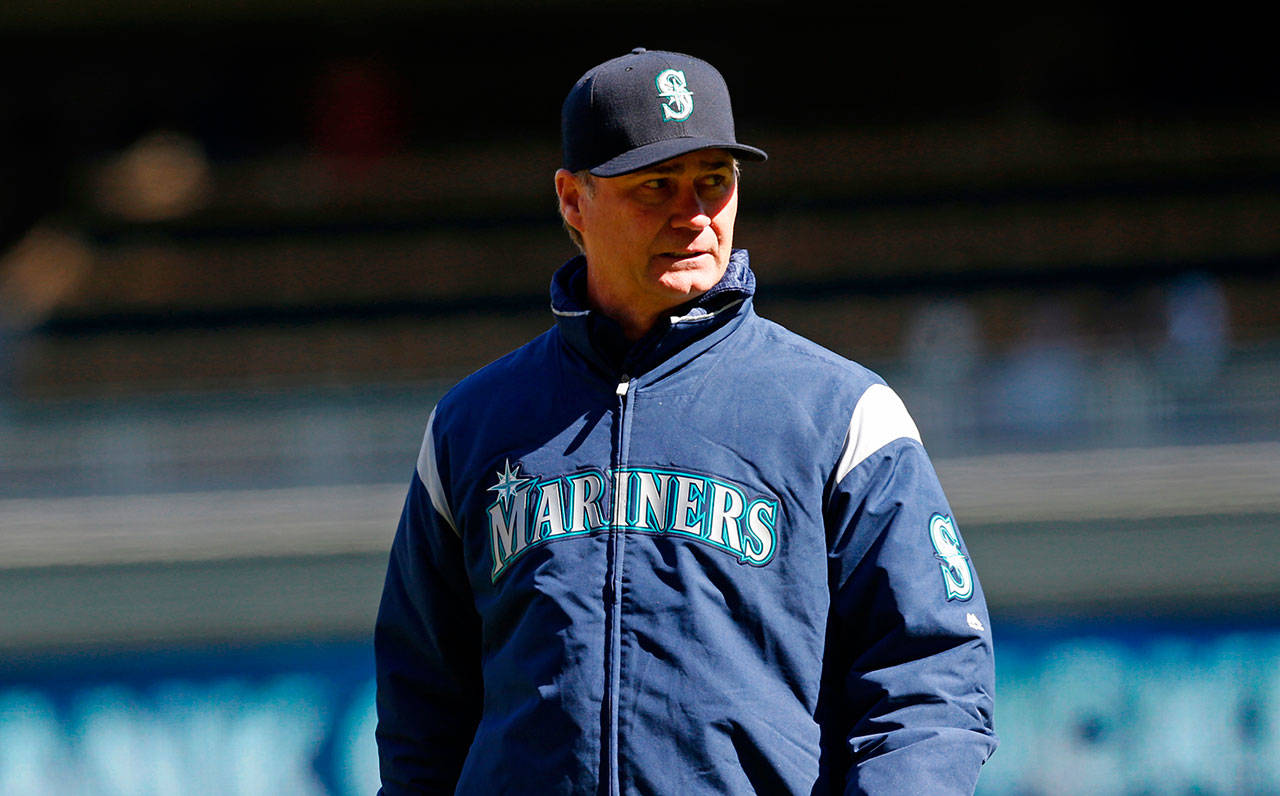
[0,3,1277,794]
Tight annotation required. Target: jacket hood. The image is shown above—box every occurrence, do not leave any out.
[549,248,756,315]
[549,248,757,377]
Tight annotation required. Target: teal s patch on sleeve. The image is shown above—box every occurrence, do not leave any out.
[929,513,974,601]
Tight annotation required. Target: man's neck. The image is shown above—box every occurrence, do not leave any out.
[585,278,670,342]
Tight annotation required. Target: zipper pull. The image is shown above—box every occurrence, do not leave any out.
[616,375,630,396]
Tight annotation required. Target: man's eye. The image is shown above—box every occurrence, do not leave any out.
[642,179,667,190]
[699,175,729,190]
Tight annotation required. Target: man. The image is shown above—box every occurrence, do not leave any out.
[375,48,996,794]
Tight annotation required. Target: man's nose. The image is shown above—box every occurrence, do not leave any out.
[670,185,712,230]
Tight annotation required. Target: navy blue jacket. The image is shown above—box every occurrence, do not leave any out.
[376,250,996,794]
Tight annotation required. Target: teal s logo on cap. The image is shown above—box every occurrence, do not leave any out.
[655,69,693,122]
[561,49,765,175]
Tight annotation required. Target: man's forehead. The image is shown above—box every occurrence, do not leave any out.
[632,150,736,175]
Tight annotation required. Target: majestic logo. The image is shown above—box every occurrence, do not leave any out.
[485,461,778,581]
[655,69,693,122]
[928,513,974,601]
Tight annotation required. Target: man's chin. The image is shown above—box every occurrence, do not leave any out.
[652,263,725,298]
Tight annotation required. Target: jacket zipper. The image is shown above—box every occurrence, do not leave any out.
[603,373,632,796]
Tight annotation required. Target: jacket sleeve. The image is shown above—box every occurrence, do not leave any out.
[375,409,482,794]
[821,384,997,795]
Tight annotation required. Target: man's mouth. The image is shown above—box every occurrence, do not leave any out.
[658,251,710,262]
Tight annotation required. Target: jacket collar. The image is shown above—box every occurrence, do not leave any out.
[550,248,756,378]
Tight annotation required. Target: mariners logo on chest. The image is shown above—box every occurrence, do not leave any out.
[484,460,779,581]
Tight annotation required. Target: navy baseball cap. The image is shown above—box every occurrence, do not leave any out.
[561,48,767,177]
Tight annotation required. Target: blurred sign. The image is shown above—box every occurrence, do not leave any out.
[982,621,1280,794]
[1,623,1278,794]
[0,642,376,796]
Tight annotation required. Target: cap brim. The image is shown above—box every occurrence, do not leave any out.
[587,138,767,177]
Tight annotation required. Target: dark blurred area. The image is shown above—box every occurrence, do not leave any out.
[1,4,1276,396]
[0,5,1277,794]
[0,5,1275,406]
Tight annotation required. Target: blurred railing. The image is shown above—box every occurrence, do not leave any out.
[1,333,1277,633]
[3,336,1276,502]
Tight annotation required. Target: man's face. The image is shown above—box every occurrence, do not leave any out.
[557,149,739,336]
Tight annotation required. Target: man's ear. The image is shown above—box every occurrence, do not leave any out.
[555,169,586,233]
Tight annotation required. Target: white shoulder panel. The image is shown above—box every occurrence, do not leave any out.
[415,408,459,536]
[834,383,923,484]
